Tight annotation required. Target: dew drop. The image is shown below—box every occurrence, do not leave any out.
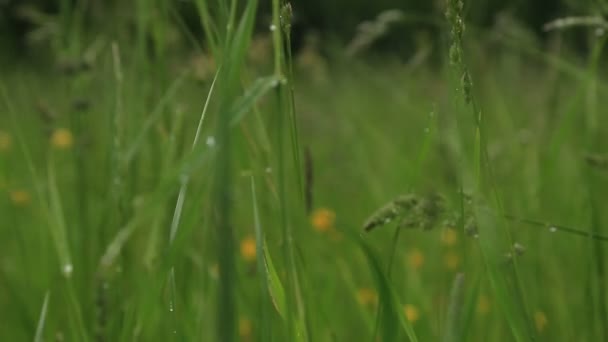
[206,136,216,147]
[62,264,73,277]
[549,226,557,233]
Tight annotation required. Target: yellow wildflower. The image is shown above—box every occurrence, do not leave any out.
[239,317,252,340]
[407,248,425,270]
[10,190,30,206]
[357,288,378,308]
[0,131,12,152]
[240,236,256,262]
[477,294,491,315]
[444,252,461,271]
[534,311,548,333]
[403,304,420,323]
[51,128,74,149]
[440,228,458,246]
[311,208,335,233]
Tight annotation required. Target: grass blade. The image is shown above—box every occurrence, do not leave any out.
[443,273,465,342]
[264,242,286,318]
[33,291,50,342]
[230,75,282,126]
[357,239,419,342]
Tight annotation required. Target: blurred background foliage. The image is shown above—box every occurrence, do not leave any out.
[1,0,606,61]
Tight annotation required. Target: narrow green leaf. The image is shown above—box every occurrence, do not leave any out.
[230,75,281,126]
[474,203,535,342]
[34,291,50,342]
[443,273,465,342]
[358,240,419,342]
[47,155,72,275]
[264,242,286,318]
[251,176,271,341]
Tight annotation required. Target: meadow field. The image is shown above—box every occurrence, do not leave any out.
[1,0,608,341]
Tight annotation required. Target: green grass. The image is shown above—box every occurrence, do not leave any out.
[2,1,608,341]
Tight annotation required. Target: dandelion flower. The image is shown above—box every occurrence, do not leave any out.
[10,190,30,206]
[0,131,12,152]
[404,304,420,323]
[311,208,335,233]
[407,248,425,270]
[440,228,458,246]
[240,236,256,262]
[239,317,252,339]
[357,288,378,308]
[444,251,461,271]
[534,311,548,333]
[477,294,490,315]
[51,128,74,149]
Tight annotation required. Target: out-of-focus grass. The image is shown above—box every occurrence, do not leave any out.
[1,1,608,341]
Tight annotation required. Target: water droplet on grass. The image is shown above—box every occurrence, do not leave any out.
[62,264,73,277]
[549,226,557,233]
[206,136,216,147]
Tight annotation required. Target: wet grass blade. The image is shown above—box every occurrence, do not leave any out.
[33,291,50,342]
[230,75,282,126]
[263,242,286,318]
[443,273,465,342]
[251,176,271,341]
[474,204,535,341]
[357,239,419,342]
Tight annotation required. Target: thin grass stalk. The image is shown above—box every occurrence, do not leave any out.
[214,101,236,342]
[275,81,297,340]
[443,273,465,342]
[251,176,272,341]
[212,1,259,339]
[583,32,607,341]
[34,292,50,342]
[271,0,299,339]
[163,58,221,342]
[445,0,534,340]
[370,226,402,342]
[194,0,220,55]
[282,5,304,203]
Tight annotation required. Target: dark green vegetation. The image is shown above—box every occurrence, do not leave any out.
[2,0,608,341]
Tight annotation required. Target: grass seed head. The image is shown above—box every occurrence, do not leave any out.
[280,3,293,33]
